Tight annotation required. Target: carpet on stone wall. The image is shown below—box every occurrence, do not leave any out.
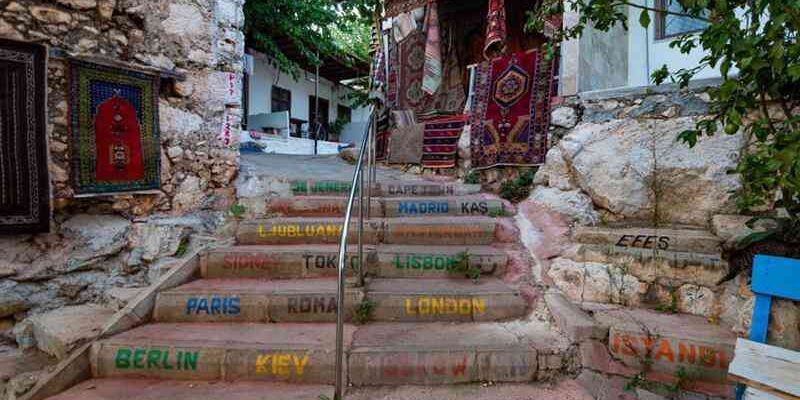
[422,114,466,169]
[469,49,555,170]
[0,39,50,234]
[69,60,161,194]
[388,123,424,164]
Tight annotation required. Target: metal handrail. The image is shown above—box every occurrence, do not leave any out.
[334,105,376,400]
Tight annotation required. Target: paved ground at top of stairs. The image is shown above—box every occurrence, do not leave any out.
[241,153,429,182]
[48,378,594,400]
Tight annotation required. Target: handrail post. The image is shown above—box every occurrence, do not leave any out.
[334,107,374,400]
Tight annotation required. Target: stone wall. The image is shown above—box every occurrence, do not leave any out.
[517,83,799,352]
[0,1,245,392]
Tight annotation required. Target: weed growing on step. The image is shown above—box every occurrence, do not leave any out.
[352,299,375,325]
[318,395,331,400]
[654,287,679,314]
[464,170,480,184]
[499,168,538,203]
[175,237,190,258]
[453,251,482,283]
[488,206,511,218]
[228,203,247,219]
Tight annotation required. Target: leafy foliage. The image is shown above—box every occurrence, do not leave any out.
[528,0,800,242]
[452,251,482,283]
[499,168,538,203]
[352,299,376,325]
[245,0,379,78]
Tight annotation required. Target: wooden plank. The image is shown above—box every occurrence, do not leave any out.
[729,338,800,400]
[752,255,800,301]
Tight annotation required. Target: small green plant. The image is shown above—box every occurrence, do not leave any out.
[488,206,511,218]
[174,237,190,258]
[499,168,537,203]
[654,288,679,314]
[318,395,332,400]
[464,170,480,185]
[624,373,646,392]
[452,251,482,283]
[352,299,375,325]
[228,203,247,219]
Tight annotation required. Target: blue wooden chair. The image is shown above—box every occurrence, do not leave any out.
[735,254,800,400]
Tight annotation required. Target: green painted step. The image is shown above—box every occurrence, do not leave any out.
[200,245,508,279]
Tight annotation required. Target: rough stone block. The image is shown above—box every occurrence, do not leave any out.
[579,340,638,376]
[28,304,115,360]
[0,293,29,318]
[545,291,607,342]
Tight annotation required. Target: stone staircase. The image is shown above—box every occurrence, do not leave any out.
[47,179,574,399]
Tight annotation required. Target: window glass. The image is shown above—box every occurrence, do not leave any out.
[656,0,709,39]
[271,86,291,113]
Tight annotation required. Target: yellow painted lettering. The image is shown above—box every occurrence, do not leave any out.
[276,354,290,377]
[255,354,270,373]
[471,298,486,314]
[404,299,416,315]
[293,354,310,376]
[459,299,471,315]
[258,225,267,238]
[431,298,444,314]
[418,297,431,315]
[445,299,458,314]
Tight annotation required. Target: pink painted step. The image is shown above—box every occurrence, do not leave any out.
[264,195,508,218]
[46,380,334,400]
[290,179,481,197]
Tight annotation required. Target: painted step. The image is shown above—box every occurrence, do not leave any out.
[348,322,570,385]
[572,226,722,254]
[265,196,508,218]
[47,380,334,400]
[200,245,365,279]
[583,304,738,386]
[366,279,527,322]
[266,197,382,218]
[237,217,499,245]
[154,278,363,323]
[200,245,507,279]
[90,323,353,384]
[290,179,481,197]
[374,245,507,278]
[383,217,498,245]
[382,196,507,218]
[237,218,382,245]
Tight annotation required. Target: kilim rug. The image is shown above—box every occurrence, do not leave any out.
[388,123,424,164]
[422,114,466,169]
[70,60,161,194]
[0,39,50,234]
[469,50,555,170]
[375,113,390,161]
[484,0,507,59]
[397,30,434,116]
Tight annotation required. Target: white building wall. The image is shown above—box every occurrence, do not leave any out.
[247,50,369,136]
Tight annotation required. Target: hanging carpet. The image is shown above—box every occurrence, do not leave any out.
[0,39,50,234]
[70,60,161,194]
[469,50,555,170]
[388,123,424,164]
[484,0,508,59]
[422,114,466,169]
[375,113,391,161]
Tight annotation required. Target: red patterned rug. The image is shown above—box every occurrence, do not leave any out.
[422,114,466,169]
[469,50,555,170]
